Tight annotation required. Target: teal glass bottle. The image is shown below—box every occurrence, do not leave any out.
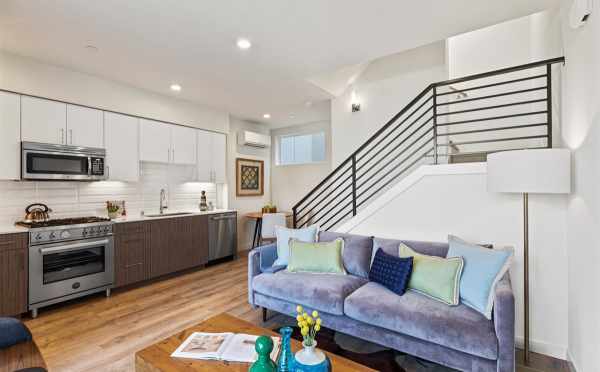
[277,326,294,372]
[249,335,277,372]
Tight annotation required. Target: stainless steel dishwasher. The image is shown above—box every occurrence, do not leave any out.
[208,212,237,262]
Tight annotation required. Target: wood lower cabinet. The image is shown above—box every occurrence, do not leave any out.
[0,233,28,316]
[149,216,209,279]
[114,222,150,288]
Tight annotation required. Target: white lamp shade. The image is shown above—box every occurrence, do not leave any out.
[487,149,571,194]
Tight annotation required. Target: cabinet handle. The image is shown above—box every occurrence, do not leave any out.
[167,148,170,162]
[60,128,65,144]
[69,129,73,144]
[172,148,175,163]
[106,165,110,179]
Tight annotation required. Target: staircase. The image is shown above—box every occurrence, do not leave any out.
[293,57,565,231]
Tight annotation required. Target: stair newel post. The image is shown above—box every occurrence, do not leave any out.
[292,206,297,228]
[432,86,438,165]
[351,155,357,217]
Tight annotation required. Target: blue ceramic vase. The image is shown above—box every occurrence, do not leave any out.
[276,326,294,371]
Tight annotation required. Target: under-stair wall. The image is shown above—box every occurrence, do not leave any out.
[337,162,569,359]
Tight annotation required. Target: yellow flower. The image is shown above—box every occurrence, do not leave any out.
[316,318,322,325]
[296,305,303,313]
[315,324,321,332]
[301,327,309,336]
[306,317,314,325]
[303,312,308,319]
[296,315,303,322]
[312,310,319,318]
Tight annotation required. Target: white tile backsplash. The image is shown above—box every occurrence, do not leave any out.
[0,162,218,225]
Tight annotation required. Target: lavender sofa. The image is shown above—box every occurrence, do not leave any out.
[248,231,515,372]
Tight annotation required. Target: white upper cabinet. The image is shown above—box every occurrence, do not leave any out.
[104,112,139,182]
[212,132,227,183]
[139,119,171,163]
[66,105,104,148]
[196,130,227,183]
[196,130,212,182]
[21,96,67,145]
[0,92,21,180]
[170,125,197,165]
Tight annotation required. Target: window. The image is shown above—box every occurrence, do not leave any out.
[278,132,326,165]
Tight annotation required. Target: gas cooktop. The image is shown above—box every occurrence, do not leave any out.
[16,216,111,229]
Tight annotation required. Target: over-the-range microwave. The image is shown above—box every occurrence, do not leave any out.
[21,142,107,181]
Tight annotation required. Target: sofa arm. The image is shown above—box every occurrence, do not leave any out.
[493,273,515,372]
[248,243,278,306]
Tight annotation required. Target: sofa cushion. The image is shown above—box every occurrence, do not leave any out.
[344,282,498,360]
[319,232,373,278]
[253,271,367,315]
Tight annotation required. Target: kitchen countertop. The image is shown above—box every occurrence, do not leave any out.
[0,210,237,235]
[111,209,237,224]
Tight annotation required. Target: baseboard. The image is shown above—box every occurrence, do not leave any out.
[515,336,567,360]
[566,349,579,372]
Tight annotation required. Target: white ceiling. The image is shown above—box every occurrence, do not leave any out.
[0,0,558,127]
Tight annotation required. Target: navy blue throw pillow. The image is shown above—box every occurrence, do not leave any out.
[369,248,413,296]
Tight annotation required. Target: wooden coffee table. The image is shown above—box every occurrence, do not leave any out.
[135,313,375,371]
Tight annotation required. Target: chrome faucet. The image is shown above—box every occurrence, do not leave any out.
[159,188,168,214]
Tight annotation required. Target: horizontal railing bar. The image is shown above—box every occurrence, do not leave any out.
[437,135,548,147]
[434,57,564,88]
[436,74,547,98]
[313,198,354,230]
[437,111,548,127]
[356,120,434,181]
[357,136,434,192]
[437,86,548,106]
[356,97,434,163]
[296,177,353,222]
[293,157,352,209]
[356,111,433,169]
[435,145,550,159]
[295,169,352,216]
[324,209,354,232]
[357,147,434,209]
[437,99,547,116]
[437,122,548,137]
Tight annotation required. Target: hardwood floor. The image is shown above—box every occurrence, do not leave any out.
[24,255,569,372]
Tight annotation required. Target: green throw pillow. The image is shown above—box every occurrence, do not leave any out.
[399,243,463,305]
[287,238,346,274]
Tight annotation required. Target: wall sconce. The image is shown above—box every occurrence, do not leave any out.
[351,89,361,112]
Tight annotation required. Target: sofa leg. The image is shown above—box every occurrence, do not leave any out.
[262,307,268,323]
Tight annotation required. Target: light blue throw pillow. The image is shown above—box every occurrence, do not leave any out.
[446,235,512,319]
[273,225,319,266]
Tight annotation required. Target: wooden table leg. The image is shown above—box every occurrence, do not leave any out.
[251,218,260,248]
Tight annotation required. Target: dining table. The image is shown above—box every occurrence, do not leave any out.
[244,211,293,248]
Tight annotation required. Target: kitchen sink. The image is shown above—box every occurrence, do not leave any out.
[144,212,194,218]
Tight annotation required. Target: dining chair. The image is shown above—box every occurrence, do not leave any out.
[260,213,286,245]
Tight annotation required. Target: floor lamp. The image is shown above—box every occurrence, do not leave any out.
[487,148,571,364]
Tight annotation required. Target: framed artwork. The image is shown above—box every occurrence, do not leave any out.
[236,158,264,197]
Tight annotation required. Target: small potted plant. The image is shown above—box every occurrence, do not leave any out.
[106,202,120,220]
[294,305,327,369]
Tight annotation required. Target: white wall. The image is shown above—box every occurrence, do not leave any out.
[0,163,217,226]
[560,1,600,371]
[338,163,569,358]
[270,120,332,213]
[330,41,447,167]
[227,117,271,250]
[0,51,229,133]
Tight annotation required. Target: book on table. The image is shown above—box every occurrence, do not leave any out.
[171,332,280,363]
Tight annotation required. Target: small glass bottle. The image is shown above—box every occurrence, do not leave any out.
[277,326,294,372]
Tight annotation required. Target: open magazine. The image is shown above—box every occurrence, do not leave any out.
[171,332,280,363]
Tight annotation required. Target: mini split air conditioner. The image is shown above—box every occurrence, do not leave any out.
[237,130,271,148]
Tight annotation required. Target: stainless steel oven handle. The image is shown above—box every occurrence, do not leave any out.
[88,156,92,176]
[39,238,110,255]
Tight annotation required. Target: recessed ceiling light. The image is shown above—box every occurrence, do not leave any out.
[237,38,252,50]
[170,84,182,92]
[305,100,313,107]
[263,113,271,119]
[289,114,295,119]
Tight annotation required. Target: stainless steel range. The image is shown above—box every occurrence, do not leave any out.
[19,217,114,318]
